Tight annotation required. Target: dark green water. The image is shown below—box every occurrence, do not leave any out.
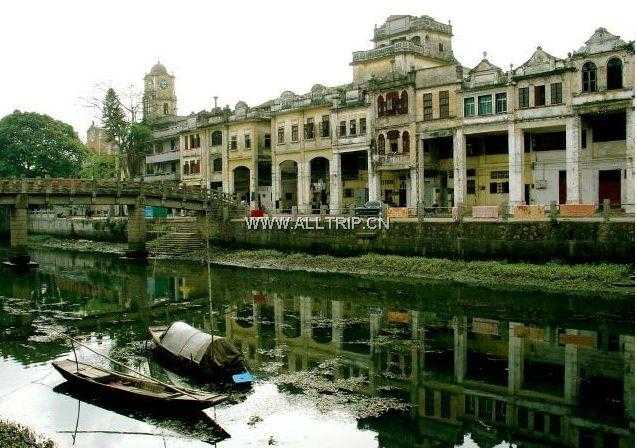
[0,245,634,447]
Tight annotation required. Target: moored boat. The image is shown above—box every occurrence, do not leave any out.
[52,359,227,411]
[149,321,252,384]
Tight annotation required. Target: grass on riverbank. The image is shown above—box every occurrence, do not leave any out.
[27,235,633,297]
[0,420,55,448]
[204,248,633,297]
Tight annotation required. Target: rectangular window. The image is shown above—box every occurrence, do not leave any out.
[349,119,357,135]
[440,392,451,419]
[478,95,492,115]
[291,124,299,142]
[277,127,284,144]
[264,133,271,149]
[359,118,367,135]
[439,90,449,118]
[321,115,330,138]
[464,97,475,117]
[423,93,433,120]
[519,87,529,109]
[581,128,587,148]
[534,85,546,107]
[230,135,237,150]
[244,134,251,149]
[339,121,347,137]
[304,118,315,139]
[550,82,562,104]
[495,92,507,114]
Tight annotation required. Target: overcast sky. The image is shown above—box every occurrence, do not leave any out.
[1,0,634,141]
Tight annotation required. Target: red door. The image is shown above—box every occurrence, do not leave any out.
[558,170,566,204]
[598,170,622,206]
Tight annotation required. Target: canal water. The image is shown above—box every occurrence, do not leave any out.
[0,245,633,448]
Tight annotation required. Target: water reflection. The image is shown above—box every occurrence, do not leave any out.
[0,246,634,448]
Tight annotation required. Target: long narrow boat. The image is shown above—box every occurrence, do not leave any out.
[149,321,252,384]
[52,359,227,411]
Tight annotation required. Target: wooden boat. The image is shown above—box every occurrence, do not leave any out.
[149,321,251,384]
[52,359,227,411]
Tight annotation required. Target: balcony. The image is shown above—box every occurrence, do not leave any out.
[146,150,180,163]
[352,41,447,64]
[372,153,413,170]
[182,147,201,158]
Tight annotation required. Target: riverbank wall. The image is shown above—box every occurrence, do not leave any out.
[0,213,127,242]
[211,218,634,263]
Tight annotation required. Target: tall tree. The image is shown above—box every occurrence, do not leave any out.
[101,88,151,179]
[0,110,86,178]
[79,152,117,179]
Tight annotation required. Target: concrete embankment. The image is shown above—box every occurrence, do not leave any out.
[212,218,635,263]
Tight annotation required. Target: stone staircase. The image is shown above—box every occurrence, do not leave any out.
[147,219,204,257]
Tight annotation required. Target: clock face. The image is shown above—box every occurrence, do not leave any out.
[159,79,168,89]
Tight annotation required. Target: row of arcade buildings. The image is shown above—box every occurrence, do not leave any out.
[142,14,635,215]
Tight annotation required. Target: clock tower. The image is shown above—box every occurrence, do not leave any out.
[143,61,177,121]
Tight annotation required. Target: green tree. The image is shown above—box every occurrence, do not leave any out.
[79,152,117,179]
[101,88,151,179]
[0,111,87,178]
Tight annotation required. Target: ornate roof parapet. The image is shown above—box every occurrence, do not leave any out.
[462,52,508,89]
[373,15,452,41]
[512,46,570,79]
[572,27,634,57]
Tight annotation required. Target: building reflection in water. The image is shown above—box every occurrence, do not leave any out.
[1,247,633,448]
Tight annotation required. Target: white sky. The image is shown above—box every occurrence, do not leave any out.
[1,0,635,141]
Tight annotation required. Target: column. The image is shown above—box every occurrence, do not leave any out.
[453,316,467,383]
[508,123,525,207]
[126,203,147,257]
[566,116,582,204]
[418,137,426,206]
[272,161,281,212]
[508,322,525,393]
[331,301,344,348]
[453,128,466,207]
[249,164,258,209]
[370,311,382,354]
[9,199,29,263]
[329,153,342,215]
[409,167,418,210]
[625,107,635,213]
[368,150,380,202]
[297,160,310,214]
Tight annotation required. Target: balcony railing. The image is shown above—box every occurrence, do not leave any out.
[353,41,443,63]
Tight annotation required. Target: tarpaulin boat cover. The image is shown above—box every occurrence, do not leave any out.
[159,321,241,367]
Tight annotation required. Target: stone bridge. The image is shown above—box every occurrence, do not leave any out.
[0,178,243,264]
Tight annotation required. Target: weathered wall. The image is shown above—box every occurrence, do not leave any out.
[27,214,127,242]
[211,218,634,263]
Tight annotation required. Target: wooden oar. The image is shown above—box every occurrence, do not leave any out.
[51,330,209,402]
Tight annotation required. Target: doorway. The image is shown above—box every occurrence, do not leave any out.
[598,169,621,206]
[558,170,566,204]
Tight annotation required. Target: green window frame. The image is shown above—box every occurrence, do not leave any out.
[478,95,492,116]
[464,97,475,117]
[495,92,507,114]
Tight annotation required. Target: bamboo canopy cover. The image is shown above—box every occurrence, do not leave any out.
[159,321,241,367]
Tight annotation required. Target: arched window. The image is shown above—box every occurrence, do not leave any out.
[400,91,408,114]
[163,103,169,115]
[402,131,410,153]
[211,130,222,146]
[607,57,623,90]
[582,62,597,93]
[377,95,385,117]
[438,43,444,52]
[377,134,385,155]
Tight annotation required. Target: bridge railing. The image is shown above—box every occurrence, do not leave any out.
[0,178,241,208]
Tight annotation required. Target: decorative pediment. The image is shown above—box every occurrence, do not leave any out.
[465,53,505,87]
[573,27,631,56]
[513,46,566,76]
